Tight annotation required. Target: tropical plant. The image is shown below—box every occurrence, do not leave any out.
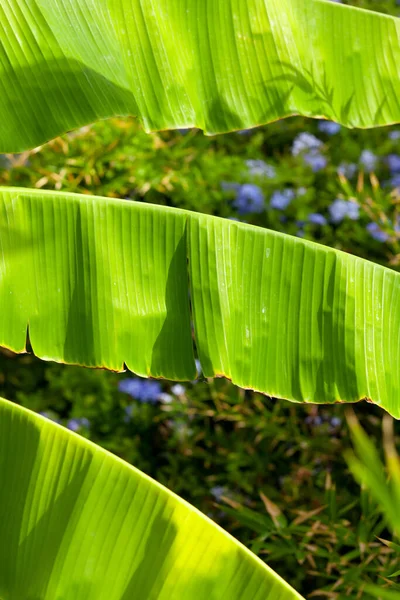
[1,0,400,597]
[346,413,400,599]
[0,396,303,599]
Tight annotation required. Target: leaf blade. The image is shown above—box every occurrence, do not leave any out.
[1,187,400,417]
[0,396,303,599]
[1,0,400,151]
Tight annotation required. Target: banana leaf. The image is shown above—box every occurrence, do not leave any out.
[0,396,303,600]
[0,0,400,151]
[1,187,400,418]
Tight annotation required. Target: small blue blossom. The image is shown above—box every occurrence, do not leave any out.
[390,174,400,188]
[158,393,173,404]
[167,419,193,440]
[387,154,400,174]
[308,213,327,226]
[366,222,389,243]
[67,417,90,432]
[389,130,400,140]
[338,162,357,179]
[119,377,162,403]
[270,188,295,210]
[305,415,323,426]
[292,132,322,157]
[233,184,265,214]
[329,199,359,223]
[318,120,341,135]
[171,384,186,396]
[303,151,327,172]
[359,150,377,173]
[291,133,326,171]
[124,404,139,422]
[210,486,226,500]
[246,159,276,179]
[39,411,59,423]
[221,181,241,192]
[330,417,342,428]
[0,154,11,169]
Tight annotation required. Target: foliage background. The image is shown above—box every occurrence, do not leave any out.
[1,0,400,597]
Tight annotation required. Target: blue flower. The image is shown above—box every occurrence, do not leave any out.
[366,222,389,243]
[67,417,90,432]
[246,159,276,179]
[210,486,226,500]
[292,132,322,156]
[390,174,400,188]
[359,150,377,173]
[118,377,162,403]
[233,184,265,214]
[291,133,326,171]
[305,415,323,426]
[270,188,295,210]
[221,181,241,192]
[387,154,400,174]
[0,154,11,169]
[308,213,327,226]
[318,120,341,135]
[329,199,359,223]
[389,130,400,140]
[39,411,59,423]
[330,417,342,428]
[171,384,186,396]
[158,393,173,404]
[124,404,138,422]
[338,162,357,179]
[303,151,327,172]
[168,419,193,440]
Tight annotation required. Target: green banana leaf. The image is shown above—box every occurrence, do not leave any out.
[0,396,303,600]
[1,0,400,152]
[1,187,400,418]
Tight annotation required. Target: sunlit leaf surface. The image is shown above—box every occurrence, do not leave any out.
[0,0,399,151]
[0,396,303,599]
[1,188,400,418]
